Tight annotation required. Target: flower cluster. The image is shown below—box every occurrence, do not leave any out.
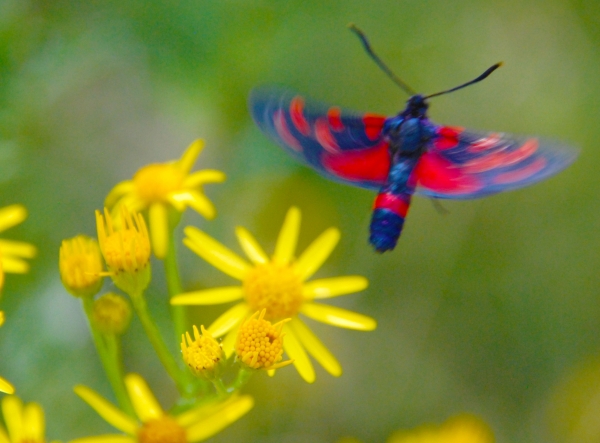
[0,139,498,442]
[172,206,375,383]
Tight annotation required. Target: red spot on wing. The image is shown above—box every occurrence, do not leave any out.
[373,193,410,218]
[434,136,459,150]
[274,110,303,152]
[433,126,464,150]
[493,157,547,185]
[437,126,464,138]
[327,107,345,132]
[415,151,483,195]
[290,96,311,136]
[363,114,386,141]
[315,118,340,153]
[462,138,538,174]
[322,142,390,183]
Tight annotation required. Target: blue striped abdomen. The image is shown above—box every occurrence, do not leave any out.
[369,155,419,252]
[369,192,412,252]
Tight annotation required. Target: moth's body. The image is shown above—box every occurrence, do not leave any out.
[370,95,435,251]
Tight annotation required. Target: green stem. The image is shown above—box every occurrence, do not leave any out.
[82,298,135,417]
[212,378,228,396]
[130,290,188,395]
[164,228,186,339]
[227,367,254,394]
[162,210,211,397]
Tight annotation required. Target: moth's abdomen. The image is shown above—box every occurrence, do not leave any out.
[369,192,412,252]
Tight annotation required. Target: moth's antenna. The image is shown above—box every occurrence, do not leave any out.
[349,23,416,96]
[424,62,503,99]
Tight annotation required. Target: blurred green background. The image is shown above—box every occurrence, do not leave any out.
[0,0,599,441]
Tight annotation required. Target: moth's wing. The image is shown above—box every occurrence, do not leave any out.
[414,126,578,199]
[249,86,390,190]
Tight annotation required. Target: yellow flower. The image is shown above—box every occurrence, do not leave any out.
[92,293,132,335]
[0,312,14,395]
[171,206,375,383]
[0,204,36,292]
[235,310,293,371]
[72,373,253,443]
[59,235,103,298]
[105,140,226,258]
[181,324,224,379]
[0,395,56,443]
[96,207,151,295]
[386,415,494,443]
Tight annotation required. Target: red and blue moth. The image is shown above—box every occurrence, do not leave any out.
[249,27,578,252]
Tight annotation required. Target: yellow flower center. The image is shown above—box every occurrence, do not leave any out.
[59,235,103,297]
[181,325,223,378]
[235,311,285,370]
[103,228,150,274]
[96,208,152,294]
[133,164,185,203]
[137,416,187,443]
[243,262,303,321]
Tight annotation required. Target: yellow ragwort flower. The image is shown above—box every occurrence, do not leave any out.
[0,311,14,395]
[386,415,494,443]
[181,324,224,379]
[171,206,375,383]
[235,310,292,371]
[0,395,57,443]
[96,206,151,295]
[72,373,253,443]
[92,293,132,335]
[105,139,225,258]
[59,235,103,298]
[0,204,36,292]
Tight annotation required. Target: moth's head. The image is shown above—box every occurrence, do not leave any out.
[405,94,429,118]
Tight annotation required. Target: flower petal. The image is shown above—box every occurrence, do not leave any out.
[177,139,204,174]
[74,385,138,435]
[149,203,168,259]
[105,181,135,208]
[294,227,340,280]
[22,402,44,441]
[282,324,315,383]
[301,303,377,331]
[302,276,368,299]
[115,195,146,214]
[235,227,268,264]
[185,395,254,442]
[221,323,241,357]
[171,190,216,220]
[2,395,23,441]
[184,227,250,280]
[1,257,30,274]
[124,373,163,422]
[0,376,14,394]
[207,302,249,337]
[289,318,342,376]
[69,435,136,443]
[0,240,36,258]
[176,394,241,427]
[171,286,244,305]
[0,205,26,233]
[273,207,300,265]
[185,169,226,187]
[0,427,9,443]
